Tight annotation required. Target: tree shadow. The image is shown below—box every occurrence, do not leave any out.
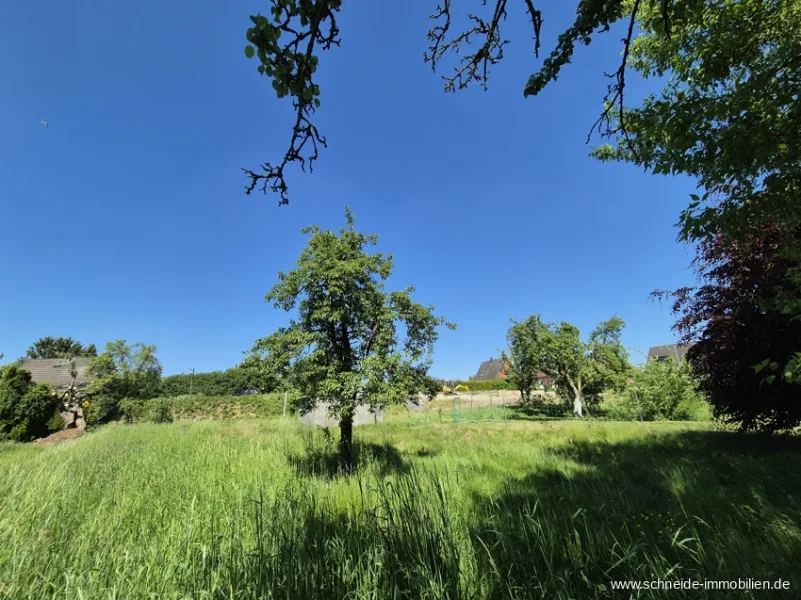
[469,429,801,598]
[289,436,433,480]
[507,401,572,420]
[191,466,463,600]
[196,429,801,599]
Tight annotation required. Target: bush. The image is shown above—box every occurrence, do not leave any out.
[8,424,28,442]
[602,393,641,421]
[151,400,173,424]
[622,358,710,421]
[46,412,65,433]
[662,225,801,431]
[119,399,148,424]
[0,366,61,442]
[84,396,123,427]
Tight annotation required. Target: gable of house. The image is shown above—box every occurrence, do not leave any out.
[647,344,694,362]
[473,358,507,381]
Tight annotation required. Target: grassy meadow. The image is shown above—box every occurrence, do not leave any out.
[1,416,800,599]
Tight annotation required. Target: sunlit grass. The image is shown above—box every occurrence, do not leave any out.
[0,418,798,598]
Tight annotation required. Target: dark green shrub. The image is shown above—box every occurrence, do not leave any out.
[84,396,123,427]
[46,412,65,433]
[8,424,29,442]
[0,366,60,441]
[119,399,148,424]
[151,400,173,424]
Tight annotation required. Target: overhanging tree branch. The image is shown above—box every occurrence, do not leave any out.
[243,0,342,205]
[423,0,543,92]
[588,0,643,161]
[244,0,680,204]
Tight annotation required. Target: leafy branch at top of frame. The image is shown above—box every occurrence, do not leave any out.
[242,0,342,205]
[243,0,675,204]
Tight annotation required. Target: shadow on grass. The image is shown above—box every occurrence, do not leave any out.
[202,428,801,599]
[289,437,432,479]
[470,429,801,598]
[507,401,572,420]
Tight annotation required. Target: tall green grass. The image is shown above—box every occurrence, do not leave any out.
[0,419,799,598]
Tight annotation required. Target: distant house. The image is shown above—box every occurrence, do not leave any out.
[647,344,695,363]
[18,357,93,390]
[472,357,552,388]
[472,358,509,381]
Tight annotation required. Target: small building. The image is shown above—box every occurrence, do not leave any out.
[647,344,695,363]
[18,358,93,390]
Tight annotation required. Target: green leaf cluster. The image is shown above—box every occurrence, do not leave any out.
[245,7,324,104]
[0,366,61,441]
[597,0,801,244]
[503,315,548,403]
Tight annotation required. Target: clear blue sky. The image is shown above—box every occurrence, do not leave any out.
[1,1,698,379]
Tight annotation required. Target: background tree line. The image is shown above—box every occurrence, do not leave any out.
[1,336,278,438]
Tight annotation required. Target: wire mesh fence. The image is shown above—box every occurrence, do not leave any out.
[400,391,584,425]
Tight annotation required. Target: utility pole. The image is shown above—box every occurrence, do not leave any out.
[189,368,195,395]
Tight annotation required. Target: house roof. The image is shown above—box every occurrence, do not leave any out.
[472,358,551,381]
[473,358,506,381]
[18,358,93,389]
[647,344,694,361]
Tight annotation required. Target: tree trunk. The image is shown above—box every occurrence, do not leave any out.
[573,393,583,418]
[338,413,354,473]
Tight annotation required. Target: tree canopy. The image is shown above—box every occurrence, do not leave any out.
[537,316,631,413]
[503,315,547,404]
[242,0,801,404]
[246,207,454,470]
[25,337,97,360]
[87,340,163,424]
[595,0,801,246]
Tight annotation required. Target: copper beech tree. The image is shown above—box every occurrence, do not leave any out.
[656,225,801,432]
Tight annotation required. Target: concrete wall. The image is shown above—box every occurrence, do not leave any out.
[299,401,384,427]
